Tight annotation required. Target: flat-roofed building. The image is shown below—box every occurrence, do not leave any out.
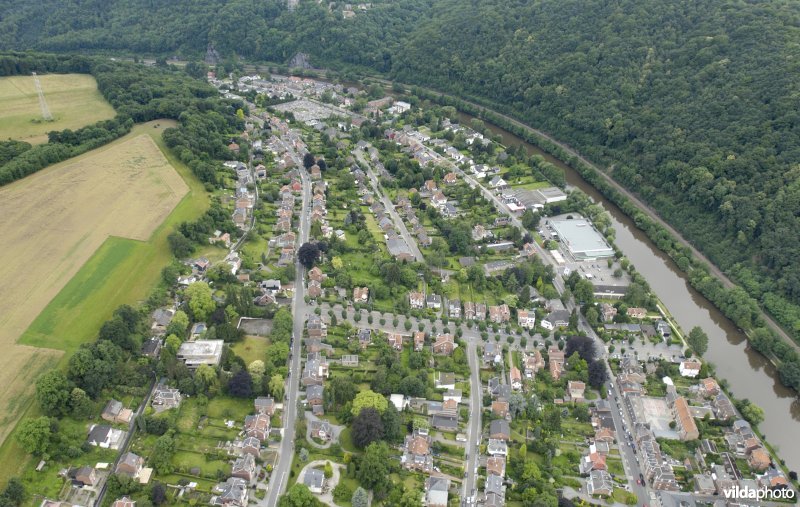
[177,340,225,368]
[549,215,614,260]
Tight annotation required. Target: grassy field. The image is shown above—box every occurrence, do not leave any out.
[232,335,271,365]
[0,120,210,486]
[0,74,116,144]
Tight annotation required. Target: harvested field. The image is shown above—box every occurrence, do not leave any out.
[0,129,188,447]
[0,73,116,144]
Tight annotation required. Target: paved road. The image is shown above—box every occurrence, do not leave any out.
[462,338,482,505]
[353,148,425,263]
[263,146,312,507]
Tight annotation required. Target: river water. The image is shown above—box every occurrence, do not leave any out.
[459,112,800,471]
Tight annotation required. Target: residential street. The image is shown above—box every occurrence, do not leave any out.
[353,148,425,263]
[263,152,311,507]
[463,338,482,505]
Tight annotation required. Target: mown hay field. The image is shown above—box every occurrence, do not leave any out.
[0,125,188,449]
[0,73,116,143]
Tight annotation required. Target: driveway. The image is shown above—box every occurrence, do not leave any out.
[297,459,344,507]
[304,411,345,449]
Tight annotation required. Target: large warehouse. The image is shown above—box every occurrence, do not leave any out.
[549,216,614,260]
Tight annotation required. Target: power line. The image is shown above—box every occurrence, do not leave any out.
[32,72,53,121]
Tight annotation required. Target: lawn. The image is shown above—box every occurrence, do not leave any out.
[0,73,116,144]
[173,450,231,477]
[206,397,253,421]
[232,335,271,365]
[0,120,209,486]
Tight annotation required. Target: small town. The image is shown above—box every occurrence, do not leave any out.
[19,72,797,507]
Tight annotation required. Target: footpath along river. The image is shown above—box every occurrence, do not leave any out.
[458,111,800,472]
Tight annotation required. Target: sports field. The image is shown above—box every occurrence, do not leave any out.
[0,122,193,453]
[0,73,116,144]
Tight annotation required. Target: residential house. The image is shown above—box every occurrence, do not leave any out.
[448,299,461,318]
[353,286,369,303]
[522,242,536,258]
[487,438,508,457]
[487,377,511,401]
[244,413,270,442]
[713,392,737,420]
[679,359,702,378]
[475,303,487,321]
[211,477,249,507]
[152,386,182,411]
[488,304,511,323]
[241,436,261,458]
[102,399,132,424]
[177,340,224,368]
[403,430,433,472]
[587,470,614,497]
[579,444,608,474]
[423,179,438,193]
[254,397,275,416]
[594,427,615,443]
[431,192,447,207]
[600,303,617,323]
[431,414,459,431]
[426,294,442,309]
[620,354,646,383]
[487,456,506,478]
[700,378,721,397]
[111,498,136,507]
[87,425,125,449]
[115,452,144,479]
[542,310,570,330]
[510,367,522,391]
[302,354,329,386]
[748,447,771,471]
[409,291,425,309]
[306,385,324,406]
[489,176,508,190]
[307,315,328,338]
[435,372,456,390]
[464,302,476,320]
[671,397,699,441]
[310,420,332,441]
[483,342,502,366]
[357,328,372,348]
[568,381,586,402]
[414,332,425,352]
[307,279,322,298]
[444,389,462,404]
[548,347,565,380]
[231,453,256,481]
[432,334,456,355]
[387,333,405,350]
[523,351,544,378]
[444,172,458,185]
[492,400,510,419]
[424,477,450,507]
[626,307,647,319]
[484,474,506,506]
[308,266,324,283]
[489,419,511,441]
[69,466,99,488]
[151,308,175,333]
[517,309,536,329]
[141,337,162,358]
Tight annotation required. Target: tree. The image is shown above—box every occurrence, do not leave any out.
[69,387,93,418]
[266,341,290,367]
[687,326,709,356]
[351,390,388,416]
[357,442,391,493]
[185,282,215,321]
[279,484,321,507]
[151,483,167,505]
[303,153,316,170]
[15,417,51,456]
[0,477,25,506]
[269,374,285,399]
[228,369,253,397]
[298,242,320,269]
[166,310,189,337]
[248,360,266,377]
[588,360,609,388]
[195,364,219,396]
[329,376,357,406]
[352,408,384,448]
[736,399,765,426]
[324,461,334,478]
[352,487,369,507]
[565,335,597,362]
[150,433,176,474]
[35,370,71,416]
[381,403,404,443]
[165,334,182,355]
[167,231,194,258]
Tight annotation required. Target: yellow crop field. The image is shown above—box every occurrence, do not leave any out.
[0,130,188,445]
[0,73,116,144]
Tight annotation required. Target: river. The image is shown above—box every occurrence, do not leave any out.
[458,112,800,471]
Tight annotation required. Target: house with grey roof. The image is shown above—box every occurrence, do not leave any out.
[304,468,325,494]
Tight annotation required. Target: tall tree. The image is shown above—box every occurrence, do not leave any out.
[352,408,384,448]
[35,370,71,416]
[687,326,709,356]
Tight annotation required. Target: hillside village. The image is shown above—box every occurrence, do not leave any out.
[21,71,796,507]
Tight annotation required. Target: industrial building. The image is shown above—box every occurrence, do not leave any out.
[548,215,614,260]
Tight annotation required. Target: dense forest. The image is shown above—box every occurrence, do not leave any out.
[1,0,799,341]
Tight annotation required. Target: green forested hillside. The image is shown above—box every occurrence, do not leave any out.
[1,0,800,340]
